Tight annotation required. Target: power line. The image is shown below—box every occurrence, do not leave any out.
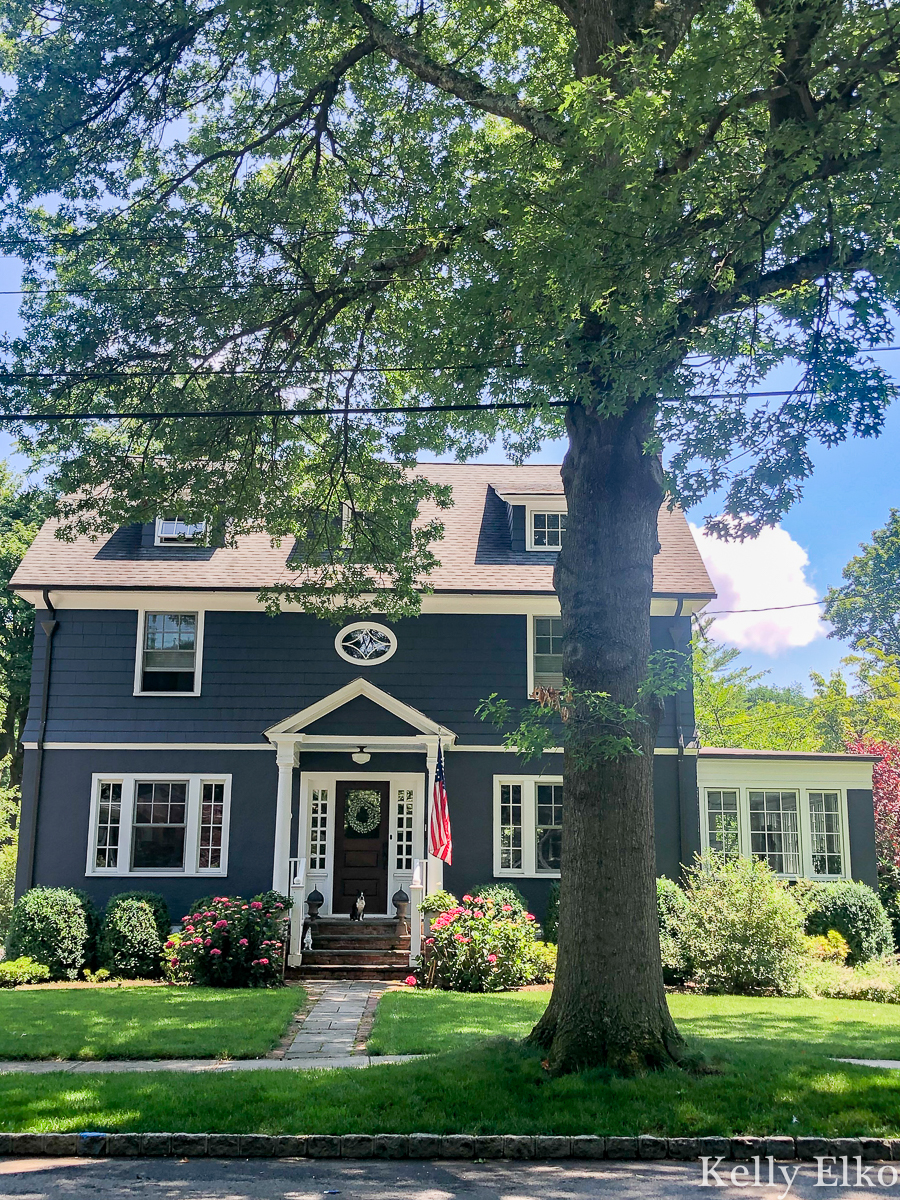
[0,398,572,422]
[704,599,830,614]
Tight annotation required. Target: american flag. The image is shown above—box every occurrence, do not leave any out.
[429,742,452,865]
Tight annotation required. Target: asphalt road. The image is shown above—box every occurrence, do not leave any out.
[2,1157,900,1199]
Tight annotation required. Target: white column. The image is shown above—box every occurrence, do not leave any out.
[425,740,443,894]
[272,742,299,893]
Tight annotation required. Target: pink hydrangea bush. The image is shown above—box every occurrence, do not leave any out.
[416,895,540,991]
[163,893,290,987]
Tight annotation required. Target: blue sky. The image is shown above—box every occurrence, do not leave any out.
[0,249,895,693]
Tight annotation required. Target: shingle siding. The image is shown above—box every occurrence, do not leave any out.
[23,608,694,745]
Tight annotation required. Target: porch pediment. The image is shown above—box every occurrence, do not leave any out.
[264,677,456,747]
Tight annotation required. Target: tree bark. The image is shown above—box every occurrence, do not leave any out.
[530,399,685,1073]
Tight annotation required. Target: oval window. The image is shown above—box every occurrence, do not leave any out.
[334,622,397,665]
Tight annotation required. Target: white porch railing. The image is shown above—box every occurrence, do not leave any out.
[287,857,306,967]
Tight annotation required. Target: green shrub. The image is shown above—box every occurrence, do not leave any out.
[169,895,287,987]
[544,881,560,945]
[804,879,894,965]
[804,929,850,964]
[802,957,900,1003]
[5,887,98,980]
[251,890,293,914]
[680,854,807,994]
[105,891,170,941]
[527,940,557,983]
[472,883,528,917]
[99,896,165,978]
[419,890,457,916]
[416,896,539,991]
[657,876,689,983]
[0,956,50,987]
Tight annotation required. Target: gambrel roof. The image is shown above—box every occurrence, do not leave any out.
[10,462,714,599]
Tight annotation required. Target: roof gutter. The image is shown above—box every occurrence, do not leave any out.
[15,588,58,895]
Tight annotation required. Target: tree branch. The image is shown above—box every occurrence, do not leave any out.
[350,0,568,147]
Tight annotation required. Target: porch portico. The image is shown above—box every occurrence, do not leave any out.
[264,678,456,964]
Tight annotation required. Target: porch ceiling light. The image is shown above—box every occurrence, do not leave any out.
[352,745,371,764]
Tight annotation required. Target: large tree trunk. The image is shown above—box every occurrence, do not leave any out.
[530,400,685,1073]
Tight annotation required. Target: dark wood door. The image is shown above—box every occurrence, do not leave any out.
[333,781,390,915]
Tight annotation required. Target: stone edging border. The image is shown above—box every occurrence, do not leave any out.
[1,1134,899,1161]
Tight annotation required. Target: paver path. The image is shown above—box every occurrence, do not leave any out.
[284,981,387,1060]
[0,981,417,1074]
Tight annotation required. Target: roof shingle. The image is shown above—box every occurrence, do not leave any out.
[11,462,715,597]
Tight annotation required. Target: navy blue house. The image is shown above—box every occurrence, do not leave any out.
[11,463,879,964]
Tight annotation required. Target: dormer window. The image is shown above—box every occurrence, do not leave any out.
[531,511,566,549]
[155,517,206,545]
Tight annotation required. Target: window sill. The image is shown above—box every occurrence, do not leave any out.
[86,869,228,878]
[494,870,561,879]
[133,691,202,698]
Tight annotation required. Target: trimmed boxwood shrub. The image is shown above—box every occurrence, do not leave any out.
[99,895,167,978]
[106,891,170,941]
[804,879,894,965]
[657,875,689,983]
[5,887,99,980]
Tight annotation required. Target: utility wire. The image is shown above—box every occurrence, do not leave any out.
[0,399,571,422]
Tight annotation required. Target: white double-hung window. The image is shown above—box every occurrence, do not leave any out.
[701,786,847,878]
[135,611,204,695]
[87,774,230,877]
[494,776,563,877]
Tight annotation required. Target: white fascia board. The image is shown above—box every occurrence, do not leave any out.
[697,755,875,790]
[13,587,710,617]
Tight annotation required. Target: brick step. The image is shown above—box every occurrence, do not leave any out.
[289,964,409,981]
[312,918,402,930]
[301,949,411,966]
[310,936,410,951]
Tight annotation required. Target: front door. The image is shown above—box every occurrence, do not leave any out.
[333,781,390,915]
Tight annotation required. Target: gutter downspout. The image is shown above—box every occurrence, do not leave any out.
[16,588,57,894]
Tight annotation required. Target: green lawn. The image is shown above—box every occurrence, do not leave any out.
[1,991,900,1136]
[0,985,303,1060]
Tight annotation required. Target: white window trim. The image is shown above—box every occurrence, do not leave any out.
[133,609,205,697]
[525,499,567,552]
[699,785,850,880]
[493,775,563,878]
[333,621,398,666]
[154,517,206,546]
[86,772,231,878]
[527,612,564,695]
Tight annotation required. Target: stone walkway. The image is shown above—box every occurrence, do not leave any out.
[0,980,419,1075]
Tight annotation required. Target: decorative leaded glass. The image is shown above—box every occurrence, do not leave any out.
[809,791,843,876]
[749,790,800,875]
[499,783,523,870]
[95,781,122,869]
[339,626,393,661]
[535,783,563,872]
[396,789,414,870]
[706,790,740,860]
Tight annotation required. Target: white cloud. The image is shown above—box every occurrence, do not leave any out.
[690,523,826,655]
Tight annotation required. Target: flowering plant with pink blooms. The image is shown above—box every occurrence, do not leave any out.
[163,892,291,987]
[415,893,541,991]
